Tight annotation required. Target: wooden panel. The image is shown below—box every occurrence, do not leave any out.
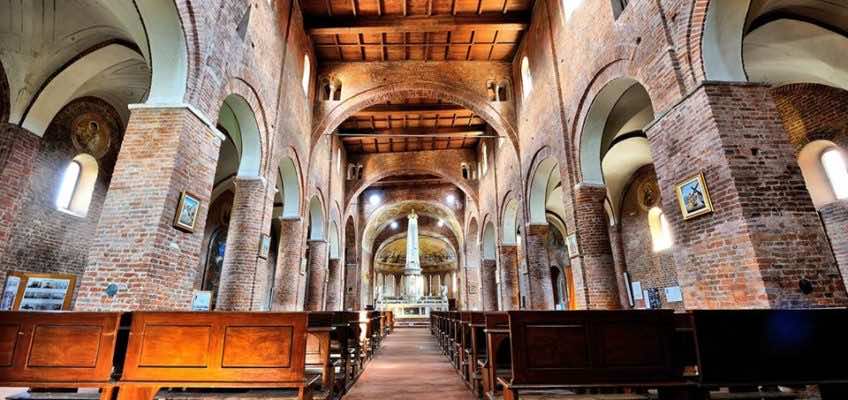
[223,326,292,368]
[122,312,308,384]
[139,325,211,367]
[28,325,102,367]
[507,310,678,386]
[0,323,20,367]
[0,312,121,383]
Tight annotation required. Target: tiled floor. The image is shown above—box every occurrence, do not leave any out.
[343,328,475,400]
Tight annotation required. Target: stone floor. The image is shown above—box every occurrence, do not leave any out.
[343,328,474,400]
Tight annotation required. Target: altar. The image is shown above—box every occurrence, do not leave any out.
[376,295,449,319]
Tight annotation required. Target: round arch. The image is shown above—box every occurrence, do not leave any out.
[501,198,520,245]
[799,140,847,208]
[217,93,263,177]
[346,168,478,212]
[308,195,325,241]
[527,156,559,225]
[482,220,497,261]
[328,221,340,259]
[0,58,8,123]
[311,81,520,157]
[134,0,190,104]
[279,155,302,218]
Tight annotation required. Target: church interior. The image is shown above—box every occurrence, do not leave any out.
[1,0,848,399]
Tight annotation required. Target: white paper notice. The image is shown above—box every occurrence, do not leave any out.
[665,286,683,303]
[642,290,652,309]
[632,282,643,299]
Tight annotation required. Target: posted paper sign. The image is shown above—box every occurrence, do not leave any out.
[632,281,643,300]
[665,286,683,303]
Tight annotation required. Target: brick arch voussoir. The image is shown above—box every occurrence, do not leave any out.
[213,77,272,179]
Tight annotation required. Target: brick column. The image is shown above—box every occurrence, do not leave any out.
[325,258,342,310]
[524,224,555,309]
[572,183,622,310]
[0,125,39,272]
[646,82,847,308]
[272,217,305,310]
[480,259,498,311]
[498,244,519,310]
[608,224,632,308]
[76,107,221,310]
[305,239,329,311]
[344,262,358,310]
[820,201,848,286]
[216,176,271,311]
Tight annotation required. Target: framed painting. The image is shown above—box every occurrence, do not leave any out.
[675,172,714,220]
[174,191,201,232]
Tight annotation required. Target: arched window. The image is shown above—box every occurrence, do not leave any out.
[461,163,470,180]
[822,148,848,200]
[521,56,532,100]
[648,207,673,252]
[481,142,489,176]
[336,148,341,173]
[56,154,98,217]
[302,55,311,94]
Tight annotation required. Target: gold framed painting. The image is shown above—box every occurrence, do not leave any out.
[675,172,714,220]
[1,272,77,311]
[174,191,201,232]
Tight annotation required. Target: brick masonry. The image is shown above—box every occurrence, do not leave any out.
[325,258,342,310]
[523,224,555,309]
[272,217,305,310]
[480,259,498,311]
[304,239,329,311]
[498,244,519,310]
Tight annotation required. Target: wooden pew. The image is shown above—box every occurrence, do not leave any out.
[481,312,509,400]
[329,311,359,394]
[687,309,848,400]
[468,312,488,398]
[117,312,318,400]
[497,310,690,400]
[458,312,473,383]
[307,312,336,399]
[0,312,124,400]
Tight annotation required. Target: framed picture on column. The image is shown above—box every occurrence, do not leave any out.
[675,172,714,220]
[259,234,271,259]
[174,191,201,232]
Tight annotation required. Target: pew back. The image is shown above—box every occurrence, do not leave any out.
[691,309,848,385]
[507,310,679,386]
[0,312,123,384]
[121,312,308,385]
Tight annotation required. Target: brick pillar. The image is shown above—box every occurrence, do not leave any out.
[325,258,342,310]
[272,217,305,310]
[305,239,329,311]
[608,224,632,308]
[498,245,519,310]
[76,107,221,310]
[572,183,621,310]
[344,262,358,310]
[216,177,271,311]
[0,125,39,272]
[820,201,848,286]
[646,82,848,308]
[480,259,498,310]
[524,224,555,309]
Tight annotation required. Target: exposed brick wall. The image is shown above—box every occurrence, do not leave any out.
[480,259,498,311]
[325,258,342,310]
[618,166,681,310]
[304,239,329,311]
[0,124,40,277]
[272,216,305,310]
[646,82,847,308]
[772,84,848,152]
[498,245,519,310]
[572,184,621,309]
[820,201,848,285]
[75,107,221,311]
[524,224,555,309]
[0,98,123,306]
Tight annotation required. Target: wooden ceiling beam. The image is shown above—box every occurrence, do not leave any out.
[354,103,467,115]
[337,125,488,139]
[307,14,528,35]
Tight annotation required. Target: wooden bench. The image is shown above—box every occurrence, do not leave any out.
[481,312,509,400]
[117,312,318,400]
[685,309,848,400]
[468,312,488,398]
[0,312,125,400]
[306,312,337,399]
[497,310,690,400]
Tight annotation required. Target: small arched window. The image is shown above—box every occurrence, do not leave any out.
[56,154,98,217]
[822,148,848,200]
[302,55,311,94]
[461,163,470,180]
[521,56,532,100]
[481,142,489,176]
[648,207,672,252]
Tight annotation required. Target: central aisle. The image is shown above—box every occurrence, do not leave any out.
[343,328,475,400]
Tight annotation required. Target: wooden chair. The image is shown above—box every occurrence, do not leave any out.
[498,310,691,400]
[0,312,125,400]
[117,312,318,400]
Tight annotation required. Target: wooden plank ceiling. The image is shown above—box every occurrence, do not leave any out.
[338,97,489,154]
[302,0,533,62]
